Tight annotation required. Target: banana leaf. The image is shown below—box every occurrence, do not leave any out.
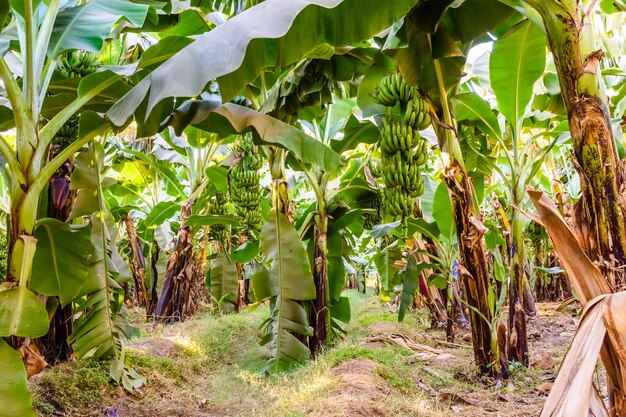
[251,210,316,372]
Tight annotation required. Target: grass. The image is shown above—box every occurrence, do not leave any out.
[31,289,564,416]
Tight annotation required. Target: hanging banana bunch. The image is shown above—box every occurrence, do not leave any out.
[208,192,230,246]
[371,72,432,220]
[363,195,382,230]
[47,50,101,147]
[230,134,264,234]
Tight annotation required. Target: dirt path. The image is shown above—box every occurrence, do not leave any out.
[31,294,580,417]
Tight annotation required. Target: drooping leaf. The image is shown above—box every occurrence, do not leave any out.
[327,232,346,303]
[432,181,455,240]
[251,210,316,372]
[398,255,430,322]
[48,0,152,58]
[330,295,351,326]
[0,286,49,338]
[0,339,37,417]
[107,0,421,124]
[331,116,379,154]
[67,143,142,393]
[373,244,401,297]
[31,219,94,306]
[451,92,503,143]
[232,240,260,264]
[185,214,240,228]
[143,201,180,227]
[164,103,344,174]
[209,252,239,309]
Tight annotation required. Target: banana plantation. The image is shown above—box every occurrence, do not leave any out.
[1,0,626,416]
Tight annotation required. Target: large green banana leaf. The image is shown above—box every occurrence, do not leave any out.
[251,210,316,372]
[107,0,421,125]
[372,243,402,299]
[48,0,154,58]
[67,143,143,393]
[451,92,503,144]
[0,236,48,338]
[169,103,344,175]
[209,252,239,310]
[489,19,546,133]
[0,339,36,417]
[30,219,94,306]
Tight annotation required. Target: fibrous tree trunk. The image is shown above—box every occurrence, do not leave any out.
[523,0,626,411]
[526,0,626,288]
[414,238,447,328]
[124,214,149,311]
[155,202,198,323]
[443,162,506,377]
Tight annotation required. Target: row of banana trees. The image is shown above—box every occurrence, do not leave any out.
[0,0,625,416]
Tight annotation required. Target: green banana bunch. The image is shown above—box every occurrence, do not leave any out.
[380,120,420,156]
[230,135,264,233]
[373,71,429,219]
[48,50,101,147]
[208,192,230,244]
[51,115,79,145]
[381,187,415,218]
[58,50,101,79]
[381,159,423,190]
[404,97,432,131]
[406,140,429,167]
[362,195,382,230]
[372,72,414,106]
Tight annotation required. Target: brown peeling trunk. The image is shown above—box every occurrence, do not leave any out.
[530,0,626,289]
[155,202,198,323]
[443,163,508,378]
[526,1,626,412]
[235,233,248,311]
[124,214,149,311]
[414,238,447,328]
[568,100,626,287]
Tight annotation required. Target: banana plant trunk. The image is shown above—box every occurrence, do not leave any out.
[124,214,149,311]
[524,0,626,410]
[443,163,505,378]
[155,201,196,323]
[508,209,528,366]
[310,174,329,355]
[528,0,626,287]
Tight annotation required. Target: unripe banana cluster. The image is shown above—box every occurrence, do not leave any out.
[371,73,432,218]
[230,135,264,233]
[58,50,101,79]
[371,73,414,106]
[363,196,382,230]
[47,50,101,146]
[208,192,230,244]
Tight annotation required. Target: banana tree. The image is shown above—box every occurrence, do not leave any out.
[382,0,519,378]
[519,0,626,288]
[0,1,164,414]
